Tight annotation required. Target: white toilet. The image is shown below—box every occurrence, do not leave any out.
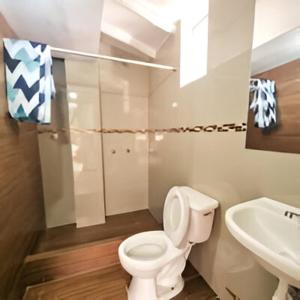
[118,186,218,300]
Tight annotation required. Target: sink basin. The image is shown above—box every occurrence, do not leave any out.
[225,197,300,300]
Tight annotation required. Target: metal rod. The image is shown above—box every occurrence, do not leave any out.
[50,46,177,71]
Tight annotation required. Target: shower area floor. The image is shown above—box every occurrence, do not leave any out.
[33,209,160,253]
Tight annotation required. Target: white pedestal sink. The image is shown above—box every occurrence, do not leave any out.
[225,198,300,300]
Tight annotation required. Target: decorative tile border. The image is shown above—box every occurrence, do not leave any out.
[38,123,247,135]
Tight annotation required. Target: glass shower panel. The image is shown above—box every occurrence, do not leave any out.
[39,53,150,230]
[38,59,76,228]
[64,59,105,228]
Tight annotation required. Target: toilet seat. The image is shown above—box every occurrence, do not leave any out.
[118,231,183,276]
[163,186,190,247]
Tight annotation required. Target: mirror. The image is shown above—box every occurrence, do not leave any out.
[245,5,300,154]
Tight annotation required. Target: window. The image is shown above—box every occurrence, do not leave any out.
[180,1,209,87]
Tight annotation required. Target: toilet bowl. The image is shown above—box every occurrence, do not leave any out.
[118,186,218,300]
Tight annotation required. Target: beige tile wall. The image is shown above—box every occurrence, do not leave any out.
[99,43,149,215]
[148,0,300,299]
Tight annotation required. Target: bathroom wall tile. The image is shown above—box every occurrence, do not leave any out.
[64,59,99,88]
[99,42,149,216]
[67,85,101,129]
[103,133,148,215]
[149,22,180,95]
[148,0,300,299]
[99,43,149,97]
[101,93,148,129]
[207,0,255,70]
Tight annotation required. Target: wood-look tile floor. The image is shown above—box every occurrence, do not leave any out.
[24,263,217,300]
[27,210,217,299]
[33,210,161,254]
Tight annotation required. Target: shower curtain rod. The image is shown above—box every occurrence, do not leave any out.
[50,46,177,71]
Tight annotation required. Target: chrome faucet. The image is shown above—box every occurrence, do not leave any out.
[284,211,300,219]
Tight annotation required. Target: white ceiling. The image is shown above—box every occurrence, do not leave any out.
[0,0,104,53]
[0,0,198,59]
[102,1,166,58]
[251,27,300,75]
[101,0,184,59]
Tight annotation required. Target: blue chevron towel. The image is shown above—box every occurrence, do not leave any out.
[3,38,55,124]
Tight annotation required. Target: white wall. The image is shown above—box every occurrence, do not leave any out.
[253,0,300,48]
[99,43,149,215]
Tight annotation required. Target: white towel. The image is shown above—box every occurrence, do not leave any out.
[249,79,276,129]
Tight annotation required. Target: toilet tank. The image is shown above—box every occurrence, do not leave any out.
[180,187,218,243]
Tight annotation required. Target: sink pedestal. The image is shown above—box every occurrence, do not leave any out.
[272,279,288,300]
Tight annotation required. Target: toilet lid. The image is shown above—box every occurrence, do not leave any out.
[163,186,190,247]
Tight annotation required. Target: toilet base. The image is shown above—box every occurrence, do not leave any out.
[127,277,157,300]
[127,276,184,300]
[158,276,184,300]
